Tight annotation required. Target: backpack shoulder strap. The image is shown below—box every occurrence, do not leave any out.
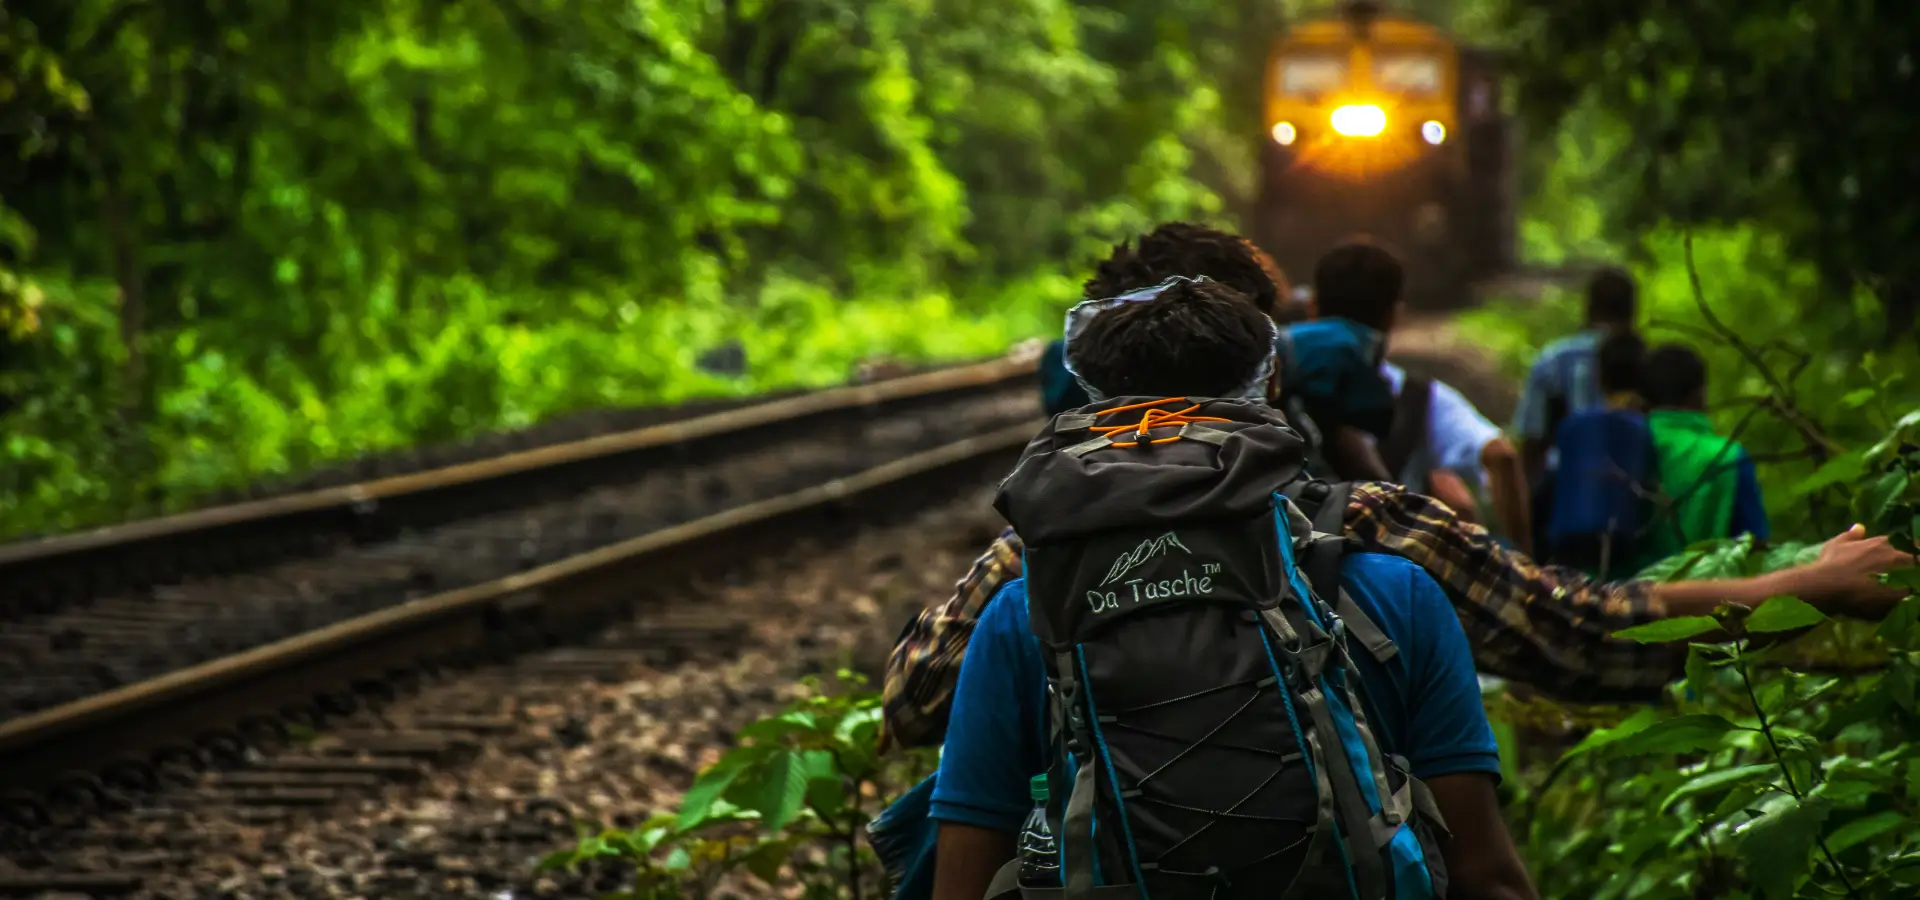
[1281,480,1397,664]
[1283,478,1352,536]
[1378,374,1434,479]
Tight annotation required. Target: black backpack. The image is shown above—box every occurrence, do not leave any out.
[987,396,1449,900]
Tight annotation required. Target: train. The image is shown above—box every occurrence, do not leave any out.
[1251,0,1518,309]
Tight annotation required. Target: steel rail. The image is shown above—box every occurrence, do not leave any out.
[0,421,1039,796]
[0,355,1038,614]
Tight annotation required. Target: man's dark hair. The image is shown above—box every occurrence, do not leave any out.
[1641,342,1708,409]
[1067,279,1273,399]
[1083,223,1279,314]
[1312,238,1404,330]
[1587,267,1637,326]
[1596,331,1646,395]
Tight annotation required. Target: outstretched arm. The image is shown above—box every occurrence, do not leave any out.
[1652,524,1911,619]
[1343,484,1915,703]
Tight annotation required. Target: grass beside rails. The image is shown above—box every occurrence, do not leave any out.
[0,269,1076,541]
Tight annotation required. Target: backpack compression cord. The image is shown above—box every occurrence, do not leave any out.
[989,397,1450,900]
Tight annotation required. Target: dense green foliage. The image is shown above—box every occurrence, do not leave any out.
[1501,0,1920,340]
[1505,420,1920,899]
[0,0,1291,536]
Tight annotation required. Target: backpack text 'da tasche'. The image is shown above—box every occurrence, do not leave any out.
[989,396,1449,900]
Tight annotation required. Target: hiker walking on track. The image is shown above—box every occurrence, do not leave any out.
[928,276,1540,900]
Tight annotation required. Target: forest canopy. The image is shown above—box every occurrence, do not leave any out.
[2,0,1917,535]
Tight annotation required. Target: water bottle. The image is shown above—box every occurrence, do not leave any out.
[1018,774,1060,886]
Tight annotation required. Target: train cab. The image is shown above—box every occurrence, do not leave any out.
[1253,1,1515,308]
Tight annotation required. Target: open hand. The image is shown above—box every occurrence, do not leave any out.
[1795,524,1918,618]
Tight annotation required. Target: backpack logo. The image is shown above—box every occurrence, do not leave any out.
[1100,532,1192,586]
[1088,533,1221,615]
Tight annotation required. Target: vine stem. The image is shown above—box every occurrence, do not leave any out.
[1735,641,1861,899]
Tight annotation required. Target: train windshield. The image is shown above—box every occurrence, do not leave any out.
[1374,53,1443,95]
[1279,55,1347,95]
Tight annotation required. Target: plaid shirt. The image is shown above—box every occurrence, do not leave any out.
[879,480,1685,751]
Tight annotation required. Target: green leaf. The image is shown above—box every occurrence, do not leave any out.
[662,846,692,873]
[1684,644,1722,698]
[1606,714,1743,758]
[1840,387,1877,409]
[1795,451,1869,496]
[737,710,820,744]
[744,749,811,831]
[1745,596,1828,633]
[675,766,743,831]
[1759,541,1821,574]
[1713,783,1771,821]
[1658,763,1776,813]
[741,837,798,882]
[1855,470,1911,530]
[1567,706,1662,756]
[1736,797,1832,900]
[1878,595,1920,647]
[1614,616,1721,643]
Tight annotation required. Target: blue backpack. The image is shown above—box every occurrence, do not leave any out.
[1040,339,1094,417]
[1544,408,1659,577]
[1274,317,1397,442]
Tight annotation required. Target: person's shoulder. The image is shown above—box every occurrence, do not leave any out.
[1333,552,1452,649]
[1337,551,1443,616]
[1339,551,1428,588]
[1532,332,1594,366]
[975,577,1031,638]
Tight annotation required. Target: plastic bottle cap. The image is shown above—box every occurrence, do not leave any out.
[1030,774,1050,801]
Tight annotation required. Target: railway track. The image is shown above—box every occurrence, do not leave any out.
[0,358,1038,724]
[0,482,1013,898]
[0,357,1032,622]
[0,357,1038,832]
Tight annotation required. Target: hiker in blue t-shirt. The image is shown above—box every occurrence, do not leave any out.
[927,271,1538,900]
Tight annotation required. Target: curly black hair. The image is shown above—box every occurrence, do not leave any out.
[1312,238,1404,330]
[1082,223,1281,314]
[1641,342,1707,409]
[1588,266,1637,326]
[1066,278,1273,399]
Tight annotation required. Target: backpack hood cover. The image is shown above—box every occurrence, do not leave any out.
[1057,276,1281,406]
[994,396,1308,547]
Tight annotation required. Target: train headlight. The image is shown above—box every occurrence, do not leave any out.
[1421,120,1447,145]
[1330,104,1387,137]
[1272,122,1298,146]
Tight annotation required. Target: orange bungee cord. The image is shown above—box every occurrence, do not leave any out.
[1089,397,1232,447]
